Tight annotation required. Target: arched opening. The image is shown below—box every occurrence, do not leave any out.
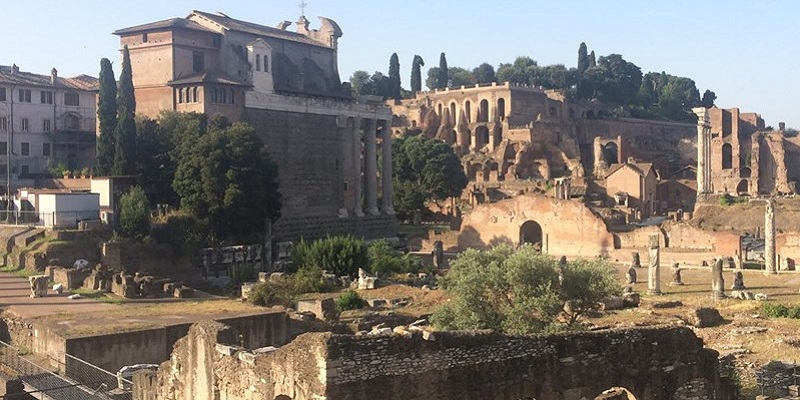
[741,167,751,178]
[446,130,457,145]
[464,101,471,123]
[736,179,749,194]
[722,143,733,169]
[478,100,489,123]
[275,396,293,400]
[476,126,490,149]
[595,387,638,400]
[519,221,543,251]
[449,102,457,125]
[437,103,443,117]
[603,142,619,165]
[497,98,506,121]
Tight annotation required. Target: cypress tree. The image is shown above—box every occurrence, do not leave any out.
[436,52,449,89]
[589,51,597,68]
[577,42,589,74]
[112,45,137,175]
[410,55,424,93]
[388,53,401,100]
[96,58,117,175]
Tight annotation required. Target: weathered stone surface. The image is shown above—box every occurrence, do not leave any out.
[689,307,724,328]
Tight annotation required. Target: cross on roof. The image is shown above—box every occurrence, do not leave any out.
[299,0,308,17]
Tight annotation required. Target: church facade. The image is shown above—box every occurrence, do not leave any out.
[115,11,396,241]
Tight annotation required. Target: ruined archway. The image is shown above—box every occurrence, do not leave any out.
[450,102,457,125]
[479,100,489,123]
[602,142,618,165]
[497,98,506,121]
[736,179,748,194]
[476,126,490,149]
[519,220,543,251]
[722,143,733,169]
[275,396,293,400]
[464,100,471,123]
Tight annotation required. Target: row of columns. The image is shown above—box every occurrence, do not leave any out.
[350,118,393,217]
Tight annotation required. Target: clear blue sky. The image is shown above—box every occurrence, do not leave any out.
[4,1,798,126]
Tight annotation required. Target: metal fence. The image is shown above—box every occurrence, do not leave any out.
[0,340,131,400]
[0,210,99,229]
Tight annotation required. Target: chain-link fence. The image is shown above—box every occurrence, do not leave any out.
[0,340,131,400]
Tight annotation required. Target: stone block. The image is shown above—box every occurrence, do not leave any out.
[173,287,194,298]
[689,307,723,328]
[215,344,237,356]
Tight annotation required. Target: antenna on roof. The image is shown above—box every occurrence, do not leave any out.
[299,0,308,17]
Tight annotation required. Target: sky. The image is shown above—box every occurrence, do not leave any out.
[3,0,799,126]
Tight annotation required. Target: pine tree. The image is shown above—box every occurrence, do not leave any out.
[410,55,424,93]
[388,53,401,100]
[436,52,449,89]
[577,42,589,74]
[96,58,117,175]
[589,51,597,68]
[112,45,137,175]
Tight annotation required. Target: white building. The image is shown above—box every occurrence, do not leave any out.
[0,64,98,185]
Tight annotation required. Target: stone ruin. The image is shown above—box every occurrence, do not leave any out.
[111,271,194,299]
[28,275,48,298]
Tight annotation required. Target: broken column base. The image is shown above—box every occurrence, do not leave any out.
[711,291,726,301]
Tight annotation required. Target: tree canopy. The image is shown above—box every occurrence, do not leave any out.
[410,55,424,93]
[436,52,449,89]
[388,53,401,100]
[349,70,390,97]
[119,186,150,238]
[392,135,467,220]
[430,245,621,334]
[112,45,137,175]
[96,58,117,176]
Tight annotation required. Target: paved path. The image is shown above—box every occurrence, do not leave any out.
[0,272,115,318]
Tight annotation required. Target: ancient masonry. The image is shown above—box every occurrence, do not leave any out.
[132,321,732,400]
[114,11,397,241]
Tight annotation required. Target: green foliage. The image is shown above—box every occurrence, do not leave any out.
[249,268,331,308]
[388,53,401,100]
[335,290,368,312]
[701,89,717,108]
[135,116,176,205]
[577,42,589,74]
[96,58,117,176]
[410,55,424,92]
[119,186,150,239]
[172,119,281,240]
[437,52,448,89]
[150,213,208,256]
[431,245,620,335]
[448,67,476,87]
[367,239,422,275]
[349,70,390,97]
[392,135,467,220]
[760,302,792,318]
[112,46,137,175]
[292,236,368,278]
[472,63,496,84]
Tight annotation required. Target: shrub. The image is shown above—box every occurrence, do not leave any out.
[292,235,368,277]
[249,277,299,308]
[119,186,150,239]
[335,290,368,312]
[367,239,422,275]
[150,213,209,256]
[760,302,790,318]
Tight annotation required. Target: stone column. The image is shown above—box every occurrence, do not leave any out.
[647,234,661,295]
[711,258,726,300]
[692,107,710,195]
[381,121,394,215]
[352,119,364,217]
[364,118,379,215]
[765,199,777,274]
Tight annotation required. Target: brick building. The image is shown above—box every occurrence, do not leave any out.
[114,11,396,241]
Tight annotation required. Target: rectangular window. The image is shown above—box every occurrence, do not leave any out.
[0,142,6,155]
[0,117,6,132]
[192,52,205,73]
[42,119,51,132]
[21,118,29,132]
[40,91,53,104]
[64,92,79,106]
[0,88,6,101]
[18,89,31,103]
[42,143,51,157]
[21,142,29,156]
[142,33,148,43]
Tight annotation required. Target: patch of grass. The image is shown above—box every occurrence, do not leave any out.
[0,265,39,278]
[69,289,124,305]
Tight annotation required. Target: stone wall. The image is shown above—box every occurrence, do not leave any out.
[135,323,731,400]
[458,195,614,257]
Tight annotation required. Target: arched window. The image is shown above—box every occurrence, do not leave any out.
[464,101,471,123]
[177,88,184,104]
[219,87,227,104]
[192,87,198,103]
[478,100,489,123]
[497,98,506,121]
[256,54,261,71]
[229,89,235,104]
[264,55,269,72]
[722,143,733,169]
[449,102,457,125]
[211,88,218,103]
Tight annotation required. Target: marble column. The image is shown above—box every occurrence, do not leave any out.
[647,234,661,295]
[381,121,394,215]
[711,258,726,300]
[364,118,379,215]
[765,199,777,274]
[692,107,710,195]
[352,119,364,217]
